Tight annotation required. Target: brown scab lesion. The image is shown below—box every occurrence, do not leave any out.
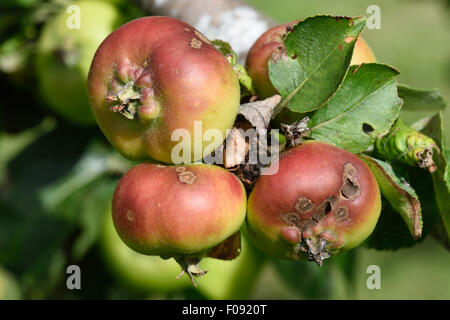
[297,219,317,229]
[335,206,349,222]
[341,163,360,200]
[284,196,337,230]
[282,213,301,226]
[178,170,197,184]
[190,38,202,49]
[282,23,296,40]
[126,210,134,221]
[194,30,211,45]
[294,197,315,215]
[313,196,336,223]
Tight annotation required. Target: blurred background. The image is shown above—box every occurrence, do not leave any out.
[0,0,449,300]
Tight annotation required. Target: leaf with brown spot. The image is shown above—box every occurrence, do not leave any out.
[360,154,422,239]
[269,15,366,115]
[398,84,447,113]
[309,63,402,154]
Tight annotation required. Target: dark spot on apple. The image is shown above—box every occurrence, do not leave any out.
[341,163,360,200]
[194,30,211,45]
[313,196,336,222]
[178,171,197,184]
[294,197,314,214]
[282,212,300,226]
[335,206,349,222]
[190,38,202,49]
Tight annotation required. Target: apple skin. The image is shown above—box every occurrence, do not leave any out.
[88,16,240,163]
[112,163,247,258]
[246,140,381,262]
[245,20,376,100]
[36,0,126,125]
[350,37,377,66]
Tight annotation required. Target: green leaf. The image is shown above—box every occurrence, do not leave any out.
[360,155,422,239]
[39,141,116,214]
[269,15,366,114]
[212,39,237,66]
[234,63,256,97]
[420,112,450,239]
[365,198,419,250]
[0,201,73,298]
[398,84,447,112]
[366,166,440,250]
[213,39,255,97]
[4,125,95,216]
[309,63,402,153]
[0,118,55,182]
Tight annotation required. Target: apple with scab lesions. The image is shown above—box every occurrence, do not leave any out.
[88,16,241,163]
[246,140,381,265]
[112,162,247,283]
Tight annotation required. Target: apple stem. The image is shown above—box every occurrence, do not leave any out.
[175,256,208,287]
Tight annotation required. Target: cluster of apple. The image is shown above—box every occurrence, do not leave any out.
[87,16,381,283]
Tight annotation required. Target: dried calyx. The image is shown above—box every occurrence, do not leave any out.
[107,62,161,123]
[417,147,437,173]
[283,196,337,266]
[175,256,208,287]
[174,232,241,287]
[280,116,311,147]
[374,118,438,173]
[107,81,141,119]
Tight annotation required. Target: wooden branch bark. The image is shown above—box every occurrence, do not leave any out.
[131,0,276,62]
